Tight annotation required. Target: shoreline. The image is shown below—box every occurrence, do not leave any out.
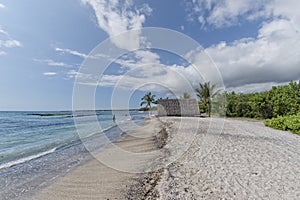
[4,116,300,199]
[31,116,168,200]
[0,114,146,200]
[126,119,169,199]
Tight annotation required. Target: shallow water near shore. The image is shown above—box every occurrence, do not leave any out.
[0,111,146,200]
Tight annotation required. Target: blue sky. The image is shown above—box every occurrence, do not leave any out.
[0,0,299,110]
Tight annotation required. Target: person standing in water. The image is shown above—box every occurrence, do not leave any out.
[112,114,116,122]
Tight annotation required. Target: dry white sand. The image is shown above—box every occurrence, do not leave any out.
[31,117,300,199]
[156,117,300,199]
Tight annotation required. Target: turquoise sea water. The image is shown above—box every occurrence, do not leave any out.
[0,110,147,199]
[0,111,145,170]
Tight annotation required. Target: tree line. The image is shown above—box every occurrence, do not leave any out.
[224,81,300,119]
[223,81,300,134]
[140,81,300,134]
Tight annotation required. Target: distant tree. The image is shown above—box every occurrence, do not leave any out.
[181,93,191,99]
[140,92,156,115]
[195,82,219,117]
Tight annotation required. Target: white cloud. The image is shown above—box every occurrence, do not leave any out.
[78,55,204,97]
[0,39,22,48]
[185,0,300,92]
[81,0,151,50]
[0,28,8,35]
[66,69,97,81]
[0,51,6,56]
[71,0,299,95]
[188,0,272,28]
[43,72,57,76]
[54,47,106,61]
[0,3,5,9]
[34,59,71,67]
[78,1,200,96]
[205,18,300,89]
[226,81,291,94]
[134,50,160,64]
[0,27,22,51]
[47,60,70,67]
[271,0,300,30]
[55,47,89,59]
[188,0,300,30]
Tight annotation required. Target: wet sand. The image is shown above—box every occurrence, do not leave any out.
[31,116,300,199]
[32,117,166,200]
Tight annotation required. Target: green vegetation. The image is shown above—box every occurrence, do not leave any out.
[180,93,190,99]
[140,81,300,134]
[224,81,300,134]
[265,114,300,134]
[195,82,220,117]
[140,92,156,114]
[225,81,300,119]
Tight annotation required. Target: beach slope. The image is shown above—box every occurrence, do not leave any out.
[32,116,300,199]
[32,117,166,200]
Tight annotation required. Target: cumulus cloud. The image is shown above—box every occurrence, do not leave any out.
[73,0,299,95]
[188,0,272,28]
[185,0,300,92]
[0,3,5,9]
[43,72,57,76]
[82,64,201,97]
[271,0,300,30]
[205,18,300,89]
[77,49,207,97]
[81,0,151,50]
[77,1,198,95]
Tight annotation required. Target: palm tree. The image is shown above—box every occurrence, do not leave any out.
[195,82,219,117]
[181,92,190,99]
[140,92,156,115]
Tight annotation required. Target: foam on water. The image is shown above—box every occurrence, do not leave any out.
[0,147,57,170]
[0,111,147,200]
[0,111,146,171]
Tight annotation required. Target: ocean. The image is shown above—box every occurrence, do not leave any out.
[0,110,147,199]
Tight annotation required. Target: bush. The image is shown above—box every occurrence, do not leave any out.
[225,81,300,119]
[265,114,300,134]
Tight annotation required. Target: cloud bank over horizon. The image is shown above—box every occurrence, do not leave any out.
[187,0,300,92]
[1,0,300,110]
[67,0,300,94]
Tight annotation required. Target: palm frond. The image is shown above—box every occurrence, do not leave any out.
[140,101,146,106]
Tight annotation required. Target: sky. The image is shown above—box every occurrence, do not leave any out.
[0,0,299,111]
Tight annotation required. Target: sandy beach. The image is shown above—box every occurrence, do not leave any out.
[157,117,300,199]
[29,116,300,199]
[31,117,166,200]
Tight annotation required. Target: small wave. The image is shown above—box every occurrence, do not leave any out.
[0,148,57,170]
[82,124,118,139]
